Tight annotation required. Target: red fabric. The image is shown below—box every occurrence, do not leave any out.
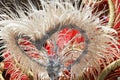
[45,28,84,55]
[57,28,84,49]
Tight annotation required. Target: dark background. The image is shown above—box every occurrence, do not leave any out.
[0,0,42,9]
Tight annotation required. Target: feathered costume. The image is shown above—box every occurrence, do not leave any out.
[0,0,120,80]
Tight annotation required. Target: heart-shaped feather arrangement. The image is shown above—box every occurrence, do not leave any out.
[0,0,119,80]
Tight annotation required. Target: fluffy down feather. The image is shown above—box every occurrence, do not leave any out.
[0,0,119,80]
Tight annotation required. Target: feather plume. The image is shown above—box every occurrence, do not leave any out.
[0,0,119,80]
